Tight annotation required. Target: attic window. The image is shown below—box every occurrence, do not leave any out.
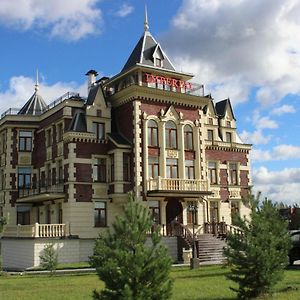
[155,58,162,68]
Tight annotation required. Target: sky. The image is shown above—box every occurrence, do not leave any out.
[0,0,299,206]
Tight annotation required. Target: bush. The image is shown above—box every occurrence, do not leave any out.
[39,244,58,275]
[224,192,291,299]
[90,193,173,300]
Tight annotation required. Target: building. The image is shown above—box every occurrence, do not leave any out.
[0,14,251,270]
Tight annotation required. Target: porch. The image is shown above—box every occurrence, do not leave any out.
[3,223,70,238]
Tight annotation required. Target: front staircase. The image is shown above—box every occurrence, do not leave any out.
[196,234,226,264]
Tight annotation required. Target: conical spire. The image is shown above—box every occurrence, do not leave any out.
[144,5,149,32]
[35,69,39,93]
[18,71,47,116]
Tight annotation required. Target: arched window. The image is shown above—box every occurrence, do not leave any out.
[184,125,193,150]
[165,121,177,149]
[148,120,158,147]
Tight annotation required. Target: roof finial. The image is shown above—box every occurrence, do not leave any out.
[144,5,149,32]
[35,69,39,93]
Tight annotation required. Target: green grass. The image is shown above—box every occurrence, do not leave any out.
[0,266,299,300]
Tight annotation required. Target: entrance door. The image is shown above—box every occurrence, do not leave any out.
[166,199,183,235]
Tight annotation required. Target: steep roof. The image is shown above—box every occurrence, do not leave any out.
[121,30,176,72]
[215,99,236,120]
[18,91,47,116]
[68,109,87,132]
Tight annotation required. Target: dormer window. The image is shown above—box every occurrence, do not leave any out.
[155,58,162,68]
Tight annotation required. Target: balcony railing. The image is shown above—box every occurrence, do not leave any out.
[1,92,83,120]
[148,177,208,192]
[18,179,65,198]
[3,223,69,238]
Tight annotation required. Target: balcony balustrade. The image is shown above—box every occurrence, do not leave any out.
[3,223,69,238]
[147,176,208,192]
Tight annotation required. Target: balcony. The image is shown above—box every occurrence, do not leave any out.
[3,223,69,238]
[147,177,210,197]
[17,179,65,203]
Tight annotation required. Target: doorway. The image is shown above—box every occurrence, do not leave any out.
[166,199,183,235]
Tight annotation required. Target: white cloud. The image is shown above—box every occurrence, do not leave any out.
[253,166,300,205]
[0,75,86,113]
[256,117,278,129]
[271,104,296,115]
[163,0,300,106]
[0,0,102,40]
[239,129,271,145]
[251,144,300,161]
[116,3,134,17]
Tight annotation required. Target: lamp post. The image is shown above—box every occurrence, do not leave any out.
[188,203,200,269]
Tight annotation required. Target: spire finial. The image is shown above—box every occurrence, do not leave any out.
[35,69,39,93]
[144,5,149,32]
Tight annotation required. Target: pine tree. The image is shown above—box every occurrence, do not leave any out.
[39,244,58,275]
[90,193,173,300]
[224,192,291,299]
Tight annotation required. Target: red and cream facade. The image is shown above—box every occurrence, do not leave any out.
[0,25,251,270]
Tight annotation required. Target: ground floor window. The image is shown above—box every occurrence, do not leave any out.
[209,201,219,222]
[231,201,240,225]
[148,200,160,224]
[94,201,107,227]
[17,205,30,225]
[187,201,198,225]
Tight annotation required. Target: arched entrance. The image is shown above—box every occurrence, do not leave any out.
[166,198,183,235]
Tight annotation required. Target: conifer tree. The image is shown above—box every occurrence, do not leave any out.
[224,192,291,299]
[90,193,173,300]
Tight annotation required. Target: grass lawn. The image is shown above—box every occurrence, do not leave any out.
[0,265,299,300]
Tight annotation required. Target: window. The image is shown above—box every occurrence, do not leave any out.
[123,153,131,181]
[0,132,6,153]
[148,156,159,178]
[110,154,114,182]
[166,159,178,178]
[94,202,107,227]
[184,125,193,150]
[147,120,158,147]
[93,122,105,140]
[46,205,51,224]
[229,163,238,185]
[231,201,240,225]
[18,167,31,190]
[208,162,217,184]
[46,164,51,186]
[226,132,232,143]
[58,160,63,183]
[187,201,198,225]
[17,205,30,225]
[155,58,162,67]
[185,160,195,179]
[57,123,63,142]
[149,200,160,224]
[207,129,214,141]
[93,158,106,182]
[19,131,32,151]
[58,203,63,224]
[46,129,52,147]
[0,169,4,190]
[165,121,177,149]
[210,201,219,222]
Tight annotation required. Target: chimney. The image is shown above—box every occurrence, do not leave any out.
[85,70,98,94]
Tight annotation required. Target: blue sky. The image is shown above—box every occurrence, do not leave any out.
[0,0,299,205]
